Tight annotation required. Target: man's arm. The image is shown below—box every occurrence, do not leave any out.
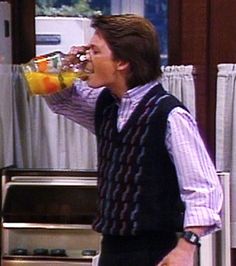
[44,81,104,133]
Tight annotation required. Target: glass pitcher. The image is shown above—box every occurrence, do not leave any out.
[22,50,89,95]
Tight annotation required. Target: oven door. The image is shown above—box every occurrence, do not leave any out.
[2,171,98,229]
[1,169,100,265]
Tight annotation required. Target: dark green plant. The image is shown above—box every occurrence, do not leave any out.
[36,0,101,17]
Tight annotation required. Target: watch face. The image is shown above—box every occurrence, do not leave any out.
[183,231,200,246]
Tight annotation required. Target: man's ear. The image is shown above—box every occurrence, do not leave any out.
[116,60,129,71]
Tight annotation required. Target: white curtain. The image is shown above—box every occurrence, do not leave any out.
[12,65,97,169]
[216,64,236,171]
[0,64,14,168]
[1,64,196,170]
[216,63,236,247]
[161,65,196,118]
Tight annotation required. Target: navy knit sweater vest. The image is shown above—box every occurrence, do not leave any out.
[93,84,186,236]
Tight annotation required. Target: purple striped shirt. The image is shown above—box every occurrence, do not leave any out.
[45,79,223,235]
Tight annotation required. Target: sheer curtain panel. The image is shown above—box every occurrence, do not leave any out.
[3,65,196,170]
[161,65,196,118]
[216,63,236,247]
[12,65,97,169]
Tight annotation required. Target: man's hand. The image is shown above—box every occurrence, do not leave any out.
[69,45,89,55]
[157,238,197,266]
[61,45,90,74]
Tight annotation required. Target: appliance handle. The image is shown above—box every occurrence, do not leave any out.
[4,181,97,187]
[3,222,92,230]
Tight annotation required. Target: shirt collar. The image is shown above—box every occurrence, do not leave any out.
[123,79,159,104]
[112,79,160,106]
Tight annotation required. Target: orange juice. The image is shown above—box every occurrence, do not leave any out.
[22,50,89,95]
[24,71,83,95]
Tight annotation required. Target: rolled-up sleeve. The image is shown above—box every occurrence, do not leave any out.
[165,107,223,235]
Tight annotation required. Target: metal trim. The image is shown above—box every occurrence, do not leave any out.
[3,223,92,230]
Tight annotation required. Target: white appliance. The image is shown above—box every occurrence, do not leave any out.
[0,1,13,169]
[0,1,12,63]
[35,17,94,56]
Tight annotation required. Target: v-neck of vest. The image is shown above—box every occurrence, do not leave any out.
[113,83,166,135]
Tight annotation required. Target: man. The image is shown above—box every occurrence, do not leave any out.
[45,14,223,266]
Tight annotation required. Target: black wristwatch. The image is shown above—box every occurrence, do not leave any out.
[181,231,201,247]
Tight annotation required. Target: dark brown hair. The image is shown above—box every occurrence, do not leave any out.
[91,14,162,89]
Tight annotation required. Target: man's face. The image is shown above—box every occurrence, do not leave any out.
[85,31,121,89]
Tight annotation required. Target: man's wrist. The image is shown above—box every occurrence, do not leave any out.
[181,231,201,247]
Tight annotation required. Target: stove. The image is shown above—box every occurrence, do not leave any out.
[1,168,101,266]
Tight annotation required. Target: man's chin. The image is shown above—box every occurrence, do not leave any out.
[87,79,104,89]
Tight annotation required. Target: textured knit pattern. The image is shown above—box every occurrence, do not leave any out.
[93,84,186,235]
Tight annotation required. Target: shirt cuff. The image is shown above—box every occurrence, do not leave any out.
[184,207,222,235]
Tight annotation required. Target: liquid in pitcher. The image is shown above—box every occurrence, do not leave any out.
[22,51,89,95]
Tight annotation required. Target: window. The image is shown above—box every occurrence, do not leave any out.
[145,0,168,65]
[35,0,168,65]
